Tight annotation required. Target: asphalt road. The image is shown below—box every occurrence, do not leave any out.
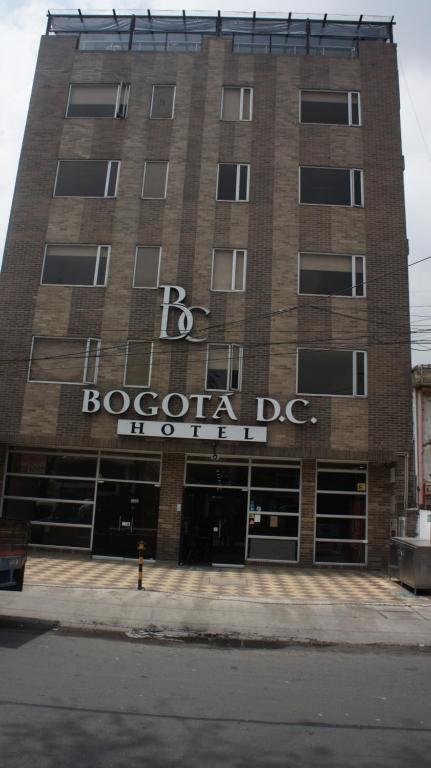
[0,622,430,767]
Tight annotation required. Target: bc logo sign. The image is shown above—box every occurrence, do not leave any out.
[159,285,210,343]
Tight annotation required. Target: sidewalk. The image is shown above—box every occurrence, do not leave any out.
[1,553,431,647]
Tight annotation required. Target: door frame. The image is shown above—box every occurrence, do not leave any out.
[183,454,302,565]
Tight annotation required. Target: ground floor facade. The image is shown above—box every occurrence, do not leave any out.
[0,444,402,569]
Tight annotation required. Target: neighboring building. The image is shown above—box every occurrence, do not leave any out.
[0,11,413,568]
[413,366,431,513]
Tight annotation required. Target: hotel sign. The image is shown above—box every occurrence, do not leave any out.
[117,420,267,442]
[82,389,317,426]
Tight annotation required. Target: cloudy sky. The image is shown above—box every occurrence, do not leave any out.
[1,0,430,364]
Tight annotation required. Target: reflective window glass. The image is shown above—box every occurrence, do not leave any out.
[301,91,349,124]
[7,452,97,477]
[133,247,161,288]
[42,245,109,286]
[3,498,93,526]
[5,476,95,502]
[249,491,299,514]
[248,514,298,537]
[251,465,300,489]
[142,161,168,198]
[29,337,99,385]
[124,341,152,387]
[67,85,119,117]
[300,167,351,206]
[31,524,91,548]
[315,542,366,564]
[299,253,353,296]
[151,85,175,118]
[99,457,160,483]
[186,463,248,487]
[55,161,118,198]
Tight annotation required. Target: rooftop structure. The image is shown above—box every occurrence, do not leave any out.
[46,10,395,55]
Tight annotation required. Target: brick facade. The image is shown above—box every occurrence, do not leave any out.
[0,19,412,569]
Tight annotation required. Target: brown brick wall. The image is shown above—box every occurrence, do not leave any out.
[156,452,185,560]
[0,33,413,565]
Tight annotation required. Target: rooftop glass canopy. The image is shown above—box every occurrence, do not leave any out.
[46,10,395,55]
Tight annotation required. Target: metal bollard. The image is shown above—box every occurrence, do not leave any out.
[137,540,145,591]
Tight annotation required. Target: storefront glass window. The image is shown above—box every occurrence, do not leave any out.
[315,462,367,564]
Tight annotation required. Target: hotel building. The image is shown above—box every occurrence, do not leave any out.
[0,11,413,568]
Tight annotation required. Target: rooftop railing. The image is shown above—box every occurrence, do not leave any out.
[46,11,395,56]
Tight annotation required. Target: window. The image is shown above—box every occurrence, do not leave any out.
[297,349,367,397]
[221,87,253,121]
[142,161,169,199]
[133,247,161,288]
[132,32,202,52]
[29,337,100,384]
[298,253,365,297]
[217,164,250,201]
[300,90,361,126]
[206,344,243,391]
[247,462,301,563]
[150,85,176,118]
[41,244,109,287]
[124,341,153,387]
[211,249,246,291]
[66,83,130,118]
[54,160,120,198]
[78,33,129,51]
[315,462,367,565]
[299,167,363,207]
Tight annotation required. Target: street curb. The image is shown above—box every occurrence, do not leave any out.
[2,614,431,652]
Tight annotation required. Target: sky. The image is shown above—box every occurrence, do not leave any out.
[0,0,430,365]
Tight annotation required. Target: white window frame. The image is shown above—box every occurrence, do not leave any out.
[298,166,364,208]
[150,84,176,119]
[141,160,169,199]
[210,248,247,292]
[28,336,101,385]
[205,343,243,392]
[132,246,162,289]
[296,348,367,398]
[53,160,120,199]
[216,163,250,202]
[220,86,253,121]
[40,244,111,288]
[299,89,361,126]
[297,252,366,298]
[65,82,130,119]
[314,461,368,567]
[123,340,154,388]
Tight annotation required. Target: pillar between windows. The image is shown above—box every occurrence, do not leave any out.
[156,452,185,561]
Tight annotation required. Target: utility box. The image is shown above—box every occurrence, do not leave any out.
[418,509,431,540]
[389,536,431,593]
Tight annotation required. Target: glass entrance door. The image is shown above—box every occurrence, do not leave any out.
[180,488,247,566]
[93,481,159,558]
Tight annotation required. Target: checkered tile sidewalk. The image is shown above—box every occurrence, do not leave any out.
[23,552,429,604]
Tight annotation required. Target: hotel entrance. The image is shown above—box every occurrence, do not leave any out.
[180,456,301,566]
[1,448,161,558]
[180,487,247,565]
